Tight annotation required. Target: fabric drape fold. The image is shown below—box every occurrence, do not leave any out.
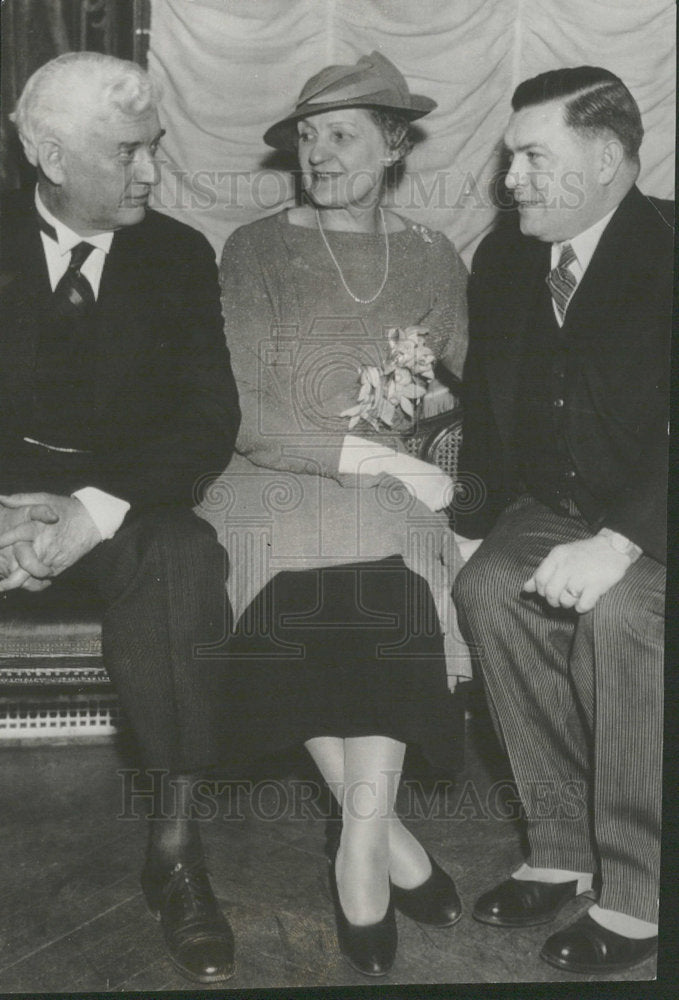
[149,0,674,265]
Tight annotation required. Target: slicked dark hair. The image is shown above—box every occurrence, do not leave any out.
[512,66,643,161]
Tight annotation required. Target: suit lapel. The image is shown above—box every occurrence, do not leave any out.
[561,192,637,344]
[0,211,53,426]
[484,235,549,450]
[92,223,158,416]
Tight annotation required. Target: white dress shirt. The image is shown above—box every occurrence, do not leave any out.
[36,189,113,296]
[33,190,130,539]
[550,207,616,326]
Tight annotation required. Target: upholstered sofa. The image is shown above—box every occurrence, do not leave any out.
[0,402,463,740]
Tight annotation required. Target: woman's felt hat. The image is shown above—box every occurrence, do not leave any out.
[263,50,436,148]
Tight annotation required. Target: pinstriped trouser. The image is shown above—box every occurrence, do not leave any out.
[453,496,664,922]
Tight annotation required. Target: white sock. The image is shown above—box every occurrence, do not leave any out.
[512,863,593,893]
[588,904,657,939]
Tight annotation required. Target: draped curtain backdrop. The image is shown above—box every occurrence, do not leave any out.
[148,0,675,265]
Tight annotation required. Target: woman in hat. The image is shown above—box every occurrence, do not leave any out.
[202,52,469,976]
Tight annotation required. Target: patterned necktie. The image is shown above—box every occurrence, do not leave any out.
[546,242,577,322]
[53,241,96,318]
[36,214,96,317]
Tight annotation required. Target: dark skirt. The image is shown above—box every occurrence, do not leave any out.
[208,557,463,774]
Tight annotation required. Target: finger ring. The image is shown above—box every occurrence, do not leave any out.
[564,586,580,598]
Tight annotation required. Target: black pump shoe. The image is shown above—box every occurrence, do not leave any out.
[141,859,235,983]
[391,852,462,927]
[329,859,397,977]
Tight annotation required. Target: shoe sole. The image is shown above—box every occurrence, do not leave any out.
[339,950,392,978]
[473,909,565,928]
[167,952,236,984]
[539,947,657,975]
[395,907,463,929]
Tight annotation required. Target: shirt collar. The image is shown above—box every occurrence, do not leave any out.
[35,188,115,256]
[551,206,617,273]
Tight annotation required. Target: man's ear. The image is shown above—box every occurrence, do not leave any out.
[598,136,625,185]
[35,138,66,184]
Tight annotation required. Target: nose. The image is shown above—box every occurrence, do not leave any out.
[505,154,526,193]
[306,138,331,165]
[133,148,160,186]
[505,157,519,191]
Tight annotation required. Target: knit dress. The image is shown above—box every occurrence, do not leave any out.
[199,209,469,771]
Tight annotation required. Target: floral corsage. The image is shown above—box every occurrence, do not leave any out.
[340,326,436,431]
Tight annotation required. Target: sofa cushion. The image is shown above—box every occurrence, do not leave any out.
[0,584,103,663]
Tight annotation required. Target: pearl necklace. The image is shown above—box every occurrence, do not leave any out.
[315,207,390,304]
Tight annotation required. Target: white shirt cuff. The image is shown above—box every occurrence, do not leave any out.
[72,487,130,540]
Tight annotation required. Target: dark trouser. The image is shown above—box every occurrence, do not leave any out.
[453,496,664,923]
[64,509,231,774]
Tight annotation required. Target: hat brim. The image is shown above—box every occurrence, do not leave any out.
[263,95,437,149]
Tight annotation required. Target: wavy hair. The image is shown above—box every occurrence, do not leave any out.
[12,51,160,162]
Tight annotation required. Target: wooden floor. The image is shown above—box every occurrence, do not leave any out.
[0,709,658,993]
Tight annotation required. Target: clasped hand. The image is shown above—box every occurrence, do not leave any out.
[0,493,102,593]
[523,534,633,613]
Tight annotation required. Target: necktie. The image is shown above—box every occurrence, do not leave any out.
[53,241,96,318]
[30,220,99,447]
[36,214,96,317]
[546,242,577,323]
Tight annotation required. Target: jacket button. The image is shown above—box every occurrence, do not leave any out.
[553,398,565,408]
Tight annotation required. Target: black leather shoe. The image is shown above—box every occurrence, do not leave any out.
[141,859,235,983]
[540,913,658,974]
[329,859,397,977]
[473,877,581,927]
[391,853,462,927]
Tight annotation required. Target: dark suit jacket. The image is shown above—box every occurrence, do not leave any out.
[456,186,673,564]
[0,191,240,514]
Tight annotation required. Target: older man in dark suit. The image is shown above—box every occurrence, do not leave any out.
[0,52,240,983]
[453,67,671,974]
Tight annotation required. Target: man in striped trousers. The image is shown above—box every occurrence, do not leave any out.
[453,67,671,975]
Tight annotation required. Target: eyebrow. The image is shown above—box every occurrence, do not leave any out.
[504,141,549,154]
[118,128,166,151]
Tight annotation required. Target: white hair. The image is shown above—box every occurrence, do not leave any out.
[11,52,161,164]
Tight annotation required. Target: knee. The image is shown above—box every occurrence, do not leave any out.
[452,556,481,612]
[115,509,228,581]
[453,542,523,622]
[591,568,663,638]
[154,510,227,574]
